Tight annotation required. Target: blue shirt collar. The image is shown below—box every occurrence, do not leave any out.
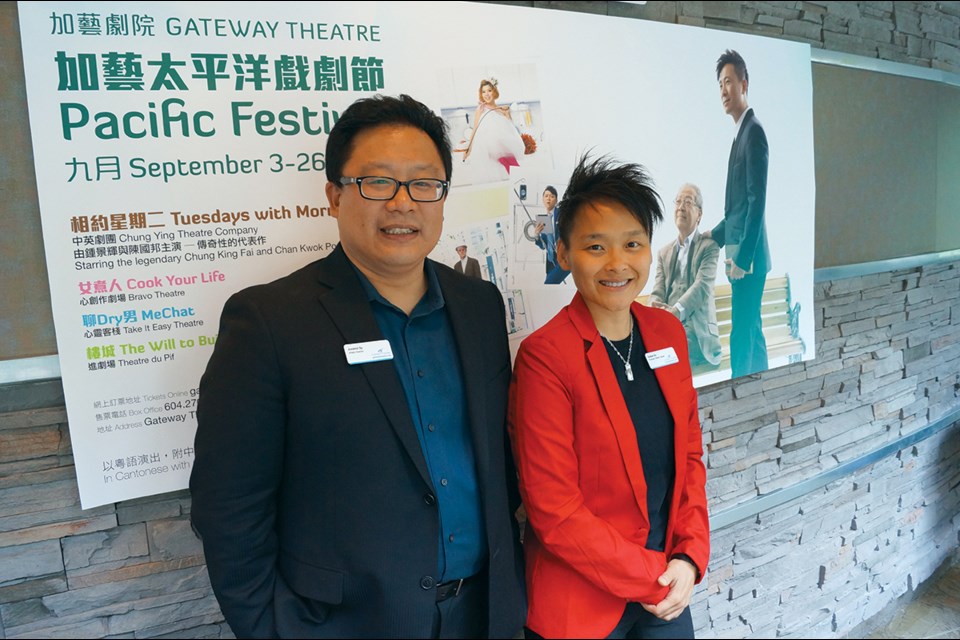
[349,257,446,318]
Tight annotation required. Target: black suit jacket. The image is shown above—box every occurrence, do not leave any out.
[190,244,525,638]
[711,108,771,275]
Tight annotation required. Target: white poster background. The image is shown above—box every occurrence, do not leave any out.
[19,1,815,508]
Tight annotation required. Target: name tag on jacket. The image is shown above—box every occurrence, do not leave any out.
[645,347,679,369]
[344,340,394,365]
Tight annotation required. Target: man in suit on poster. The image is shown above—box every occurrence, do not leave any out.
[703,49,771,377]
[649,183,722,369]
[533,185,570,285]
[453,243,482,278]
[190,94,526,639]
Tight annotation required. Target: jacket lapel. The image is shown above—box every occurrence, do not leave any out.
[315,245,433,487]
[666,242,680,284]
[564,295,694,544]
[685,235,697,285]
[438,267,491,484]
[727,133,738,179]
[634,304,690,512]
[567,294,649,513]
[729,109,754,176]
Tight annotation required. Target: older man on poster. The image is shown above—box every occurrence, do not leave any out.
[453,243,482,278]
[703,49,771,378]
[649,183,722,369]
[190,94,526,639]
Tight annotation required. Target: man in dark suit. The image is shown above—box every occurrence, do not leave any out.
[704,49,771,378]
[453,243,482,278]
[649,183,722,369]
[190,94,526,639]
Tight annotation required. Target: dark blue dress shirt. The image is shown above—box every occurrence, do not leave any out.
[352,260,486,581]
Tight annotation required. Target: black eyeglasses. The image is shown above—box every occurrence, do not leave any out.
[339,176,449,203]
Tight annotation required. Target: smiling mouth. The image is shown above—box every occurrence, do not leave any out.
[382,227,416,236]
[599,279,631,288]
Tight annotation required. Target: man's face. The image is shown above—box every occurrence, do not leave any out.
[719,63,748,121]
[542,190,557,212]
[456,246,467,259]
[325,124,446,280]
[673,186,702,240]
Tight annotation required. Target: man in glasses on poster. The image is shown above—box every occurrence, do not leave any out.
[190,94,526,639]
[649,183,723,370]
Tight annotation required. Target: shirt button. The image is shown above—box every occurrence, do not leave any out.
[417,369,425,378]
[420,576,435,590]
[448,534,455,542]
[423,493,436,506]
[440,478,448,486]
[428,423,436,432]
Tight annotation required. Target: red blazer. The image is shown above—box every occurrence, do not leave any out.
[508,293,710,638]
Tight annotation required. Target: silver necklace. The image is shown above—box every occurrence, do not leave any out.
[602,325,635,382]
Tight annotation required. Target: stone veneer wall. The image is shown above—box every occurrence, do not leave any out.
[0,378,225,638]
[693,260,960,637]
[2,2,960,638]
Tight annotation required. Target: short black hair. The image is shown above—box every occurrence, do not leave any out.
[543,185,558,198]
[557,154,663,246]
[716,49,748,84]
[325,94,453,183]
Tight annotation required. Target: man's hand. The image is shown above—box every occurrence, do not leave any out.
[534,222,546,235]
[726,259,747,281]
[641,558,697,621]
[650,301,681,319]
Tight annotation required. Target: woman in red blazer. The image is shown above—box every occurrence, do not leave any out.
[509,156,710,638]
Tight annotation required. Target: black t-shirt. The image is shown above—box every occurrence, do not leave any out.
[602,319,675,552]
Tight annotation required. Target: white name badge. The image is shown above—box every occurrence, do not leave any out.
[344,340,394,365]
[645,347,679,370]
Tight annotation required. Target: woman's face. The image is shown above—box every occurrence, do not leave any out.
[481,84,496,104]
[557,200,651,324]
[542,190,557,212]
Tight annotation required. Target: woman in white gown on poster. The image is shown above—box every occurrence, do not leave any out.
[460,78,526,182]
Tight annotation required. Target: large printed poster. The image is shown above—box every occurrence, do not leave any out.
[19,1,816,508]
